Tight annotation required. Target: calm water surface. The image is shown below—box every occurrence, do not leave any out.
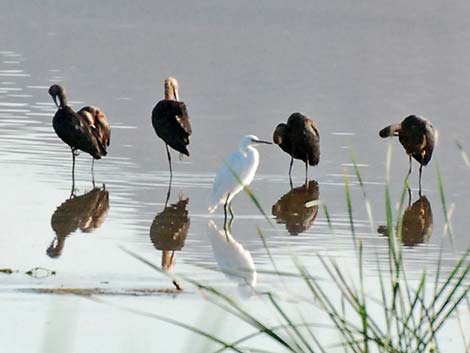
[1,1,470,352]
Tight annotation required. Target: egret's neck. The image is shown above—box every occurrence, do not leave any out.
[243,145,259,163]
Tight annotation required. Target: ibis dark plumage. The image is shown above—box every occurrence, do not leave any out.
[273,112,320,180]
[49,85,110,185]
[379,115,435,191]
[152,77,192,178]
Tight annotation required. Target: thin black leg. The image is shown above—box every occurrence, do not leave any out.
[419,164,423,196]
[164,176,172,208]
[71,148,76,194]
[305,160,308,184]
[288,156,294,178]
[166,144,173,180]
[91,158,96,188]
[229,202,234,220]
[407,156,412,177]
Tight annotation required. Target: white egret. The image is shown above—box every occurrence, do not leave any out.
[207,220,257,291]
[208,135,271,219]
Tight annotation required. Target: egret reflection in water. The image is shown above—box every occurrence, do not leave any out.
[377,195,433,246]
[207,220,256,295]
[47,185,109,258]
[272,180,320,235]
[149,194,190,272]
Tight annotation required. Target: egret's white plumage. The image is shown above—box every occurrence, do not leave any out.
[207,220,257,288]
[208,135,270,213]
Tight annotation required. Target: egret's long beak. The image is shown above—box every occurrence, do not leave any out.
[253,139,272,145]
[52,95,60,107]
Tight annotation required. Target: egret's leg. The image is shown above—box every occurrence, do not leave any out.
[223,193,230,222]
[288,156,294,178]
[418,164,423,196]
[229,202,234,220]
[166,144,173,180]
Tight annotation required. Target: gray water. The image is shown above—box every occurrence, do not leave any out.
[1,1,470,352]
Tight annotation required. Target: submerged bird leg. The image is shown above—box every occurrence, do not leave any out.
[165,144,173,180]
[288,156,294,178]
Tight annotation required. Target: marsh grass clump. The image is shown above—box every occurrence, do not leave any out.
[109,155,470,353]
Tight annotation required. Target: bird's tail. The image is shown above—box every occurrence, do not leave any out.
[208,193,220,213]
[379,123,401,138]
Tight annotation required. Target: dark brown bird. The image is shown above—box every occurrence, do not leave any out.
[77,105,111,183]
[47,186,109,258]
[273,112,320,180]
[149,195,190,272]
[49,85,110,186]
[152,77,192,179]
[272,180,320,235]
[379,115,435,191]
[377,195,433,247]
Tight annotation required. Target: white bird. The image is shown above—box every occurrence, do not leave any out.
[207,220,257,290]
[208,135,272,219]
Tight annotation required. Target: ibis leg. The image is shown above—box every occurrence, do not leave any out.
[419,164,423,196]
[305,160,308,183]
[407,156,412,177]
[166,144,173,180]
[288,156,294,178]
[71,148,76,195]
[164,176,172,208]
[91,158,96,188]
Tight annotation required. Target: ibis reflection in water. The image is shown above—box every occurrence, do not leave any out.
[49,85,111,189]
[47,185,109,258]
[272,180,320,236]
[208,135,271,224]
[149,194,190,273]
[379,115,435,192]
[152,77,192,179]
[207,220,256,296]
[273,112,320,181]
[377,195,433,247]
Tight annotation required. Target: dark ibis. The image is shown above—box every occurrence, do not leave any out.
[151,77,192,179]
[377,195,433,246]
[379,115,435,191]
[272,180,320,235]
[47,186,109,258]
[49,85,110,186]
[273,112,320,181]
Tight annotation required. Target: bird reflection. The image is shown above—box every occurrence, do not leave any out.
[377,195,433,246]
[272,180,320,235]
[149,194,190,273]
[47,186,109,258]
[207,220,257,295]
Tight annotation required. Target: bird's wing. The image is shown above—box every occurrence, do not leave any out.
[175,101,192,136]
[422,123,435,165]
[209,151,247,211]
[307,119,320,139]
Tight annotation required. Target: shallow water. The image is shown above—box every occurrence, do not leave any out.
[1,1,470,352]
